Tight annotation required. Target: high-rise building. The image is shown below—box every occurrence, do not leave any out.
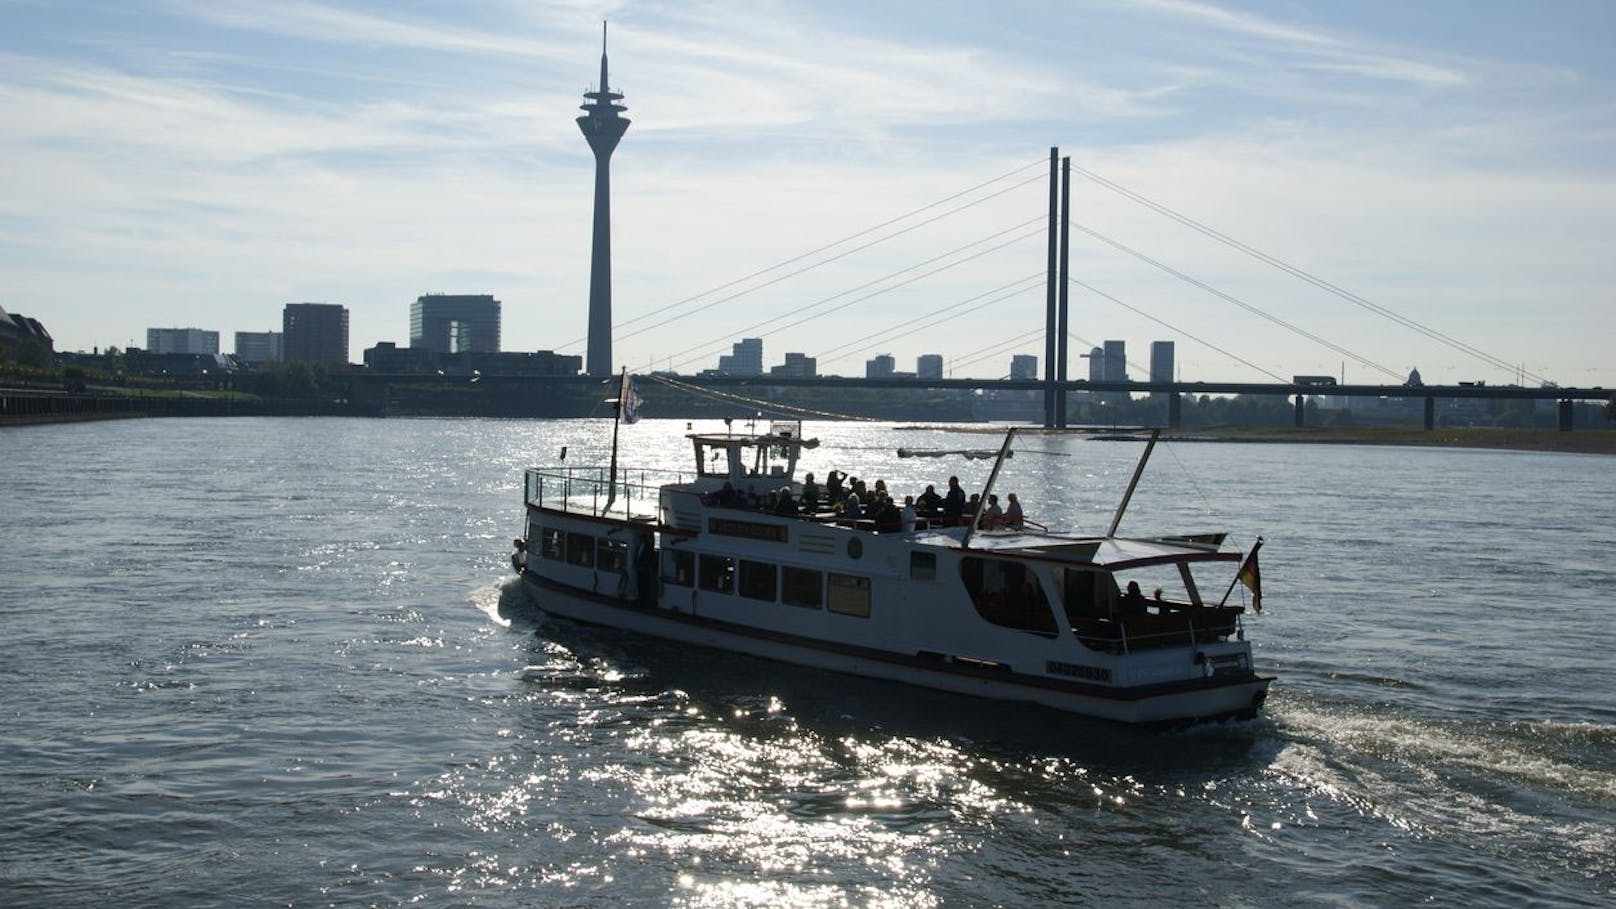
[1150,341,1175,394]
[866,354,896,379]
[282,303,349,365]
[578,24,629,376]
[1010,354,1038,381]
[147,328,219,355]
[234,331,283,364]
[770,352,817,378]
[715,338,763,376]
[917,354,944,379]
[1103,340,1127,382]
[410,294,501,354]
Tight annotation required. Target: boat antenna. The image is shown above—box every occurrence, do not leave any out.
[960,427,1016,550]
[1105,429,1159,538]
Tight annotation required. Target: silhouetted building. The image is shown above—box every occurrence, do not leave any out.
[147,328,218,355]
[578,25,629,376]
[770,352,817,378]
[1101,339,1128,404]
[363,342,433,372]
[235,331,283,365]
[410,294,501,354]
[716,338,763,376]
[866,354,896,379]
[1010,354,1037,381]
[0,306,53,356]
[1150,340,1174,396]
[917,354,943,379]
[283,303,349,365]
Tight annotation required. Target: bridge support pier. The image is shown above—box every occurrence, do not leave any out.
[1168,392,1181,429]
[1558,399,1574,431]
[1424,396,1435,431]
[1293,394,1305,427]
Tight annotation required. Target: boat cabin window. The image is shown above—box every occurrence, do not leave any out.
[698,554,735,594]
[665,549,694,587]
[959,557,1057,637]
[781,566,823,609]
[910,551,936,581]
[827,572,871,618]
[739,560,777,602]
[597,539,627,574]
[1057,568,1109,620]
[540,528,564,561]
[566,531,595,567]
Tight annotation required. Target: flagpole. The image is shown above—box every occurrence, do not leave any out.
[603,367,626,516]
[1219,537,1263,607]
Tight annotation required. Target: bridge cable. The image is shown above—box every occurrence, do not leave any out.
[1069,162,1547,384]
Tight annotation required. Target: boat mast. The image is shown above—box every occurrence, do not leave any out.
[1105,429,1159,538]
[960,427,1016,550]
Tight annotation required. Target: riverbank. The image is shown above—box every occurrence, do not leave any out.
[1147,426,1616,455]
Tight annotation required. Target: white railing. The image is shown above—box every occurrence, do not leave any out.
[524,465,690,521]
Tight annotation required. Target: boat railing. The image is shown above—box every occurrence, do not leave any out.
[524,465,690,521]
[1074,606,1244,654]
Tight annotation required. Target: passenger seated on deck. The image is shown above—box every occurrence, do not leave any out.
[1119,580,1149,617]
[714,481,741,508]
[916,484,942,515]
[900,495,917,533]
[773,486,798,515]
[842,489,863,519]
[873,495,901,532]
[981,494,1004,530]
[800,473,821,512]
[1003,493,1024,529]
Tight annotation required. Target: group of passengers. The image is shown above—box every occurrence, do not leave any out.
[707,471,1026,533]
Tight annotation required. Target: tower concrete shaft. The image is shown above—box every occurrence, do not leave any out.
[578,23,629,376]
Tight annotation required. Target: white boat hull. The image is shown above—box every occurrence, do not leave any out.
[520,571,1270,725]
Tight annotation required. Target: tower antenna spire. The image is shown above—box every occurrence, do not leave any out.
[578,20,630,376]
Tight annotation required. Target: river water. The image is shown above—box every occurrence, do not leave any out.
[1,417,1612,908]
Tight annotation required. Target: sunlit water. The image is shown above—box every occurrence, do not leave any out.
[1,417,1612,908]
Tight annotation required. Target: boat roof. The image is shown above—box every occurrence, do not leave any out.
[910,527,1240,570]
[687,432,818,449]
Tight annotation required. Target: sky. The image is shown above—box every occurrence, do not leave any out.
[3,0,1613,386]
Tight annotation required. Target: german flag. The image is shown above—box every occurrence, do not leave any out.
[1237,538,1263,614]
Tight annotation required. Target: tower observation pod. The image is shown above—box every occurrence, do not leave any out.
[578,22,629,377]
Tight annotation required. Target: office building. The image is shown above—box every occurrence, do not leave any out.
[716,338,763,376]
[866,354,896,379]
[917,354,943,379]
[147,328,219,355]
[770,352,817,378]
[410,294,502,355]
[1010,354,1038,381]
[234,331,283,364]
[1149,341,1175,395]
[282,303,349,365]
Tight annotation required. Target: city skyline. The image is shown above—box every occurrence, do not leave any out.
[3,2,1612,385]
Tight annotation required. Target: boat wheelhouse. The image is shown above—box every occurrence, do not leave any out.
[513,424,1271,724]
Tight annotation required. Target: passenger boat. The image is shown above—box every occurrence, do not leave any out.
[512,411,1272,724]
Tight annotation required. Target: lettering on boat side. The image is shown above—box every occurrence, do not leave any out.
[1046,660,1113,683]
[707,517,789,543]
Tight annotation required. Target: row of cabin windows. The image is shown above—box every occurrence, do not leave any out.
[538,527,627,573]
[665,549,871,618]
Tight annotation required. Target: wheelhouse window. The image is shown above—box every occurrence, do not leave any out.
[666,549,694,587]
[910,551,936,581]
[540,528,564,561]
[959,557,1056,636]
[565,531,595,567]
[781,566,823,609]
[827,573,871,618]
[699,554,735,594]
[597,538,627,573]
[738,560,777,602]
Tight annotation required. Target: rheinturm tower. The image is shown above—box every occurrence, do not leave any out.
[578,23,629,377]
